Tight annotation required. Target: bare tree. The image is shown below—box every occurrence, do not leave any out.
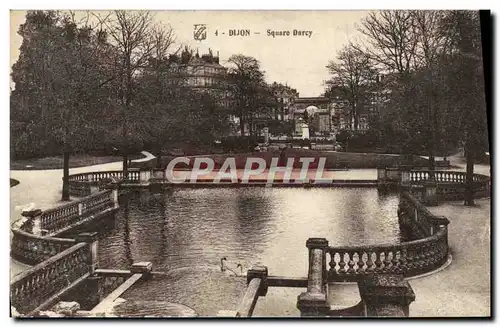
[326,44,377,132]
[226,54,266,136]
[411,11,448,176]
[356,10,452,175]
[96,10,156,177]
[355,11,419,75]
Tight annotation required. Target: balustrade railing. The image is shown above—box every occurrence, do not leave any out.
[11,229,76,265]
[40,202,80,235]
[327,192,449,282]
[11,242,92,315]
[409,170,488,185]
[40,190,114,236]
[69,170,140,184]
[327,229,448,281]
[69,171,123,182]
[80,190,115,217]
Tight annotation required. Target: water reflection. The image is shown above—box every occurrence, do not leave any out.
[96,187,401,316]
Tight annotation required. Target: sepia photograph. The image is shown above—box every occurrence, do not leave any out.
[8,8,491,318]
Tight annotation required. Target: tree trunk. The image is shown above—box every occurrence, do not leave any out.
[156,146,163,169]
[123,154,129,179]
[464,135,475,206]
[239,108,245,136]
[240,119,245,136]
[352,103,358,132]
[428,141,436,180]
[61,150,70,201]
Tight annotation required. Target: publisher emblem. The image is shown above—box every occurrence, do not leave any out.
[194,24,207,41]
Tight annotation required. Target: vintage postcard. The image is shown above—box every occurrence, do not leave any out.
[9,9,491,318]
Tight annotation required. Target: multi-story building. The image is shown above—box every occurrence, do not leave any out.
[183,52,228,90]
[163,48,232,105]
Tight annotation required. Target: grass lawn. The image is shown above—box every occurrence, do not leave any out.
[10,154,125,170]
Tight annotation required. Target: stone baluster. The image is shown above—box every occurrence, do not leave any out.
[338,251,346,274]
[366,251,374,273]
[383,252,392,272]
[328,251,339,278]
[399,248,407,274]
[358,274,416,317]
[347,252,356,274]
[374,252,383,273]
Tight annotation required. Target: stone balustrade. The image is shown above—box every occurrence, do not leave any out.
[327,192,449,282]
[11,189,118,265]
[327,231,448,282]
[40,190,116,236]
[11,228,77,265]
[11,242,93,315]
[68,170,141,197]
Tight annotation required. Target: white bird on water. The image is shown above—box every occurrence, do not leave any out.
[220,257,243,276]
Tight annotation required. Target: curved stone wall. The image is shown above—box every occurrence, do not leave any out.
[327,191,449,282]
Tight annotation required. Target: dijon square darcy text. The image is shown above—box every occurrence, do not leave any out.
[267,29,313,38]
[214,29,313,38]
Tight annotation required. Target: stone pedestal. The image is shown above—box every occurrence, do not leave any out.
[139,170,152,184]
[297,238,330,317]
[399,167,411,191]
[306,238,329,283]
[358,274,415,317]
[423,181,438,206]
[76,232,99,273]
[21,209,44,235]
[377,167,387,192]
[246,266,268,296]
[131,262,153,280]
[297,292,330,317]
[105,183,120,208]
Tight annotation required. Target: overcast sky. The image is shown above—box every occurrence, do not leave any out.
[10,10,370,97]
